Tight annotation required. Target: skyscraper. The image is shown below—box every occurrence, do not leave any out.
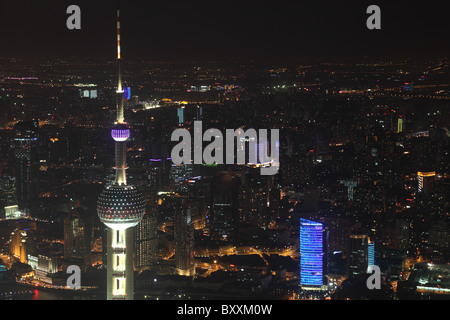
[13,121,39,215]
[338,180,357,202]
[300,218,324,288]
[368,240,375,267]
[63,207,93,272]
[347,234,369,278]
[134,211,158,270]
[97,6,145,300]
[0,176,16,216]
[9,229,29,263]
[177,107,185,125]
[170,163,193,193]
[174,202,195,277]
[243,169,271,229]
[397,117,404,133]
[417,171,435,194]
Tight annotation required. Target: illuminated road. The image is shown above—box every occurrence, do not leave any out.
[196,262,220,277]
[194,245,299,276]
[195,246,299,259]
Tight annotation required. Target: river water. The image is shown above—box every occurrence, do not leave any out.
[0,282,101,300]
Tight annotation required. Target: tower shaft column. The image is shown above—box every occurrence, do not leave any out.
[115,141,127,185]
[107,227,134,300]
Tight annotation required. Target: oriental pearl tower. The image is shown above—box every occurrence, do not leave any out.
[97,5,145,300]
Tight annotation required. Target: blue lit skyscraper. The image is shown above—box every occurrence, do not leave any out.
[123,87,131,100]
[300,218,324,288]
[368,241,375,267]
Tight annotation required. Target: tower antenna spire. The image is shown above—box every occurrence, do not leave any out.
[116,2,124,124]
[116,1,121,61]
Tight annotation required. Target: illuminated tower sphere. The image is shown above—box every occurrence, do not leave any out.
[97,185,145,231]
[97,6,144,300]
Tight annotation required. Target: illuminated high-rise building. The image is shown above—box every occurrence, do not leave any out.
[174,202,195,277]
[14,121,39,215]
[368,240,375,267]
[338,180,357,202]
[170,163,193,193]
[0,176,16,215]
[417,171,435,194]
[397,117,403,133]
[347,234,369,277]
[177,107,185,125]
[63,207,93,272]
[244,169,271,229]
[9,229,29,263]
[134,211,158,269]
[300,218,325,288]
[97,6,145,300]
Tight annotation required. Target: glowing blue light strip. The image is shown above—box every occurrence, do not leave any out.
[368,243,375,267]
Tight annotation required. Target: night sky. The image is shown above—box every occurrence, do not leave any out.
[0,0,449,61]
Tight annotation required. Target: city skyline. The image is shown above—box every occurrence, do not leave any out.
[0,0,449,306]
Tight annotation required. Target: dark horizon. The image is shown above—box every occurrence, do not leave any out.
[0,0,449,63]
